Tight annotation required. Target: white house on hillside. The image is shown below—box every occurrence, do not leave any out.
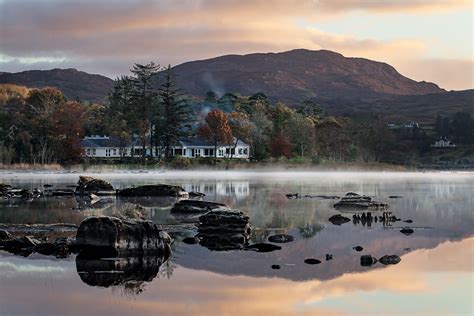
[431,137,456,148]
[81,135,250,159]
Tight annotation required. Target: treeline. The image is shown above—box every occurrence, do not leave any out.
[1,61,473,166]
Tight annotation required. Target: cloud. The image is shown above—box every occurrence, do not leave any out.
[0,0,472,89]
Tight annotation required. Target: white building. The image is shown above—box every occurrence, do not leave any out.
[81,136,250,159]
[431,137,456,148]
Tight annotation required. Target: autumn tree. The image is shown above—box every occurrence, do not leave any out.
[52,101,85,162]
[198,109,233,158]
[271,132,294,158]
[228,111,252,158]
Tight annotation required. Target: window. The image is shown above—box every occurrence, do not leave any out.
[175,148,182,155]
[243,148,248,155]
[204,149,209,156]
[92,149,96,156]
[238,148,243,155]
[226,148,230,155]
[113,149,117,156]
[86,148,91,155]
[218,149,224,156]
[209,149,214,156]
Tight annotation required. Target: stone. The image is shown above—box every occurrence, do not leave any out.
[75,216,171,257]
[378,255,401,265]
[171,200,228,214]
[271,264,281,270]
[52,189,75,196]
[334,192,388,211]
[245,243,281,253]
[400,227,414,235]
[389,196,403,199]
[118,184,188,197]
[182,237,200,245]
[0,230,12,240]
[0,183,12,195]
[0,236,41,255]
[189,191,206,198]
[76,176,114,195]
[268,234,294,243]
[353,246,363,252]
[326,254,333,261]
[35,237,73,258]
[403,219,413,223]
[304,258,321,265]
[328,214,351,226]
[360,255,378,267]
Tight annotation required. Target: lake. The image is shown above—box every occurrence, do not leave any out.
[0,171,473,316]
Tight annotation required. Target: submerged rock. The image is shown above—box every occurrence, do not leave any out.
[171,200,228,214]
[328,214,351,226]
[245,243,281,253]
[304,258,321,265]
[268,234,294,243]
[378,255,401,265]
[76,176,114,195]
[75,216,171,257]
[182,237,200,245]
[353,246,364,252]
[189,191,206,198]
[286,193,339,200]
[360,255,378,267]
[118,184,187,197]
[400,227,414,235]
[334,193,388,211]
[403,219,413,223]
[271,264,281,270]
[326,254,333,261]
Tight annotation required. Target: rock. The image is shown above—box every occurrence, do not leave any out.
[403,219,413,223]
[76,254,167,289]
[378,255,401,265]
[118,184,187,197]
[286,193,339,200]
[43,184,53,188]
[268,234,294,243]
[328,214,351,226]
[360,255,378,267]
[334,193,388,211]
[35,237,74,258]
[6,188,33,199]
[0,230,12,240]
[389,195,403,199]
[400,227,414,235]
[189,191,206,198]
[286,193,299,199]
[271,264,281,270]
[171,200,228,214]
[0,183,12,195]
[326,254,333,261]
[76,176,114,195]
[245,243,281,253]
[198,210,251,251]
[75,216,171,257]
[0,236,41,255]
[117,204,147,220]
[182,237,200,245]
[353,246,363,252]
[304,258,321,265]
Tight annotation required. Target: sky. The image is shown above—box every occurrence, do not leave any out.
[0,0,473,90]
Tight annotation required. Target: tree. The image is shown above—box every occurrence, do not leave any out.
[229,111,252,158]
[130,62,160,161]
[287,113,315,157]
[271,132,294,158]
[298,99,323,122]
[156,66,191,158]
[198,109,233,158]
[52,101,85,163]
[451,112,474,144]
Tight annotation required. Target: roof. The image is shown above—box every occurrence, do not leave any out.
[178,137,249,148]
[80,136,122,148]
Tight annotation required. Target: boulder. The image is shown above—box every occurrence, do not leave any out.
[268,234,294,243]
[198,210,251,251]
[0,236,41,255]
[76,176,114,195]
[328,214,351,226]
[244,243,281,253]
[304,258,321,265]
[378,255,401,265]
[360,255,378,267]
[35,237,74,258]
[75,216,171,257]
[118,184,187,197]
[171,200,228,214]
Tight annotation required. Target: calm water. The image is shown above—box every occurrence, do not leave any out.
[0,171,473,316]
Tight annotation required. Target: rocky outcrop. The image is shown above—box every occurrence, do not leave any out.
[328,214,351,226]
[75,216,171,257]
[334,193,388,211]
[118,184,188,198]
[198,210,251,251]
[171,200,228,214]
[76,176,114,195]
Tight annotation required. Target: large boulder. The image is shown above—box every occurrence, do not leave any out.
[75,216,171,257]
[76,176,114,195]
[118,184,187,198]
[171,200,228,214]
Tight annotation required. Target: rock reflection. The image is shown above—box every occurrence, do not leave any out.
[76,253,169,293]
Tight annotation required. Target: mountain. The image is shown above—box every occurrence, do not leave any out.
[0,68,114,102]
[170,49,444,104]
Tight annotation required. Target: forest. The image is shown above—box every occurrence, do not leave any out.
[0,62,473,167]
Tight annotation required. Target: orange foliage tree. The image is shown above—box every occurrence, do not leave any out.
[198,109,233,157]
[271,132,294,158]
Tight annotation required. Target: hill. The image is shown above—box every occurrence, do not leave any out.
[170,49,444,104]
[0,68,114,102]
